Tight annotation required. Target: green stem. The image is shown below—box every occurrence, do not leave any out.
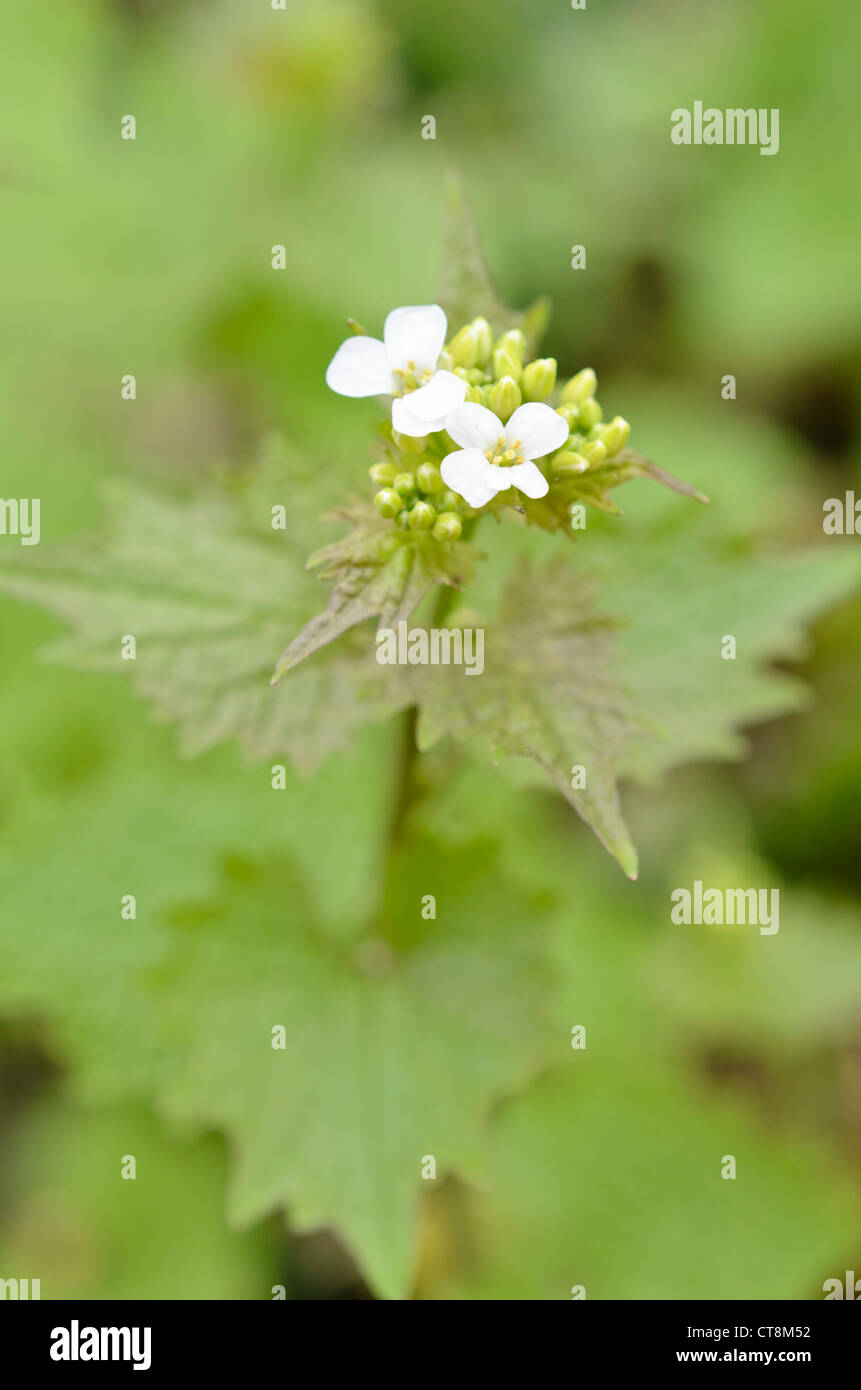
[388,704,420,850]
[378,512,482,942]
[385,512,480,849]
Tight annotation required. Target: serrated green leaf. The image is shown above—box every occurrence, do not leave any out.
[0,832,557,1300]
[521,450,708,531]
[412,560,641,878]
[0,480,402,772]
[599,540,861,783]
[436,173,550,349]
[272,505,475,681]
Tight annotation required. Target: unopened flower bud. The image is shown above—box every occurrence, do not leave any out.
[487,375,522,421]
[433,512,463,542]
[493,347,522,382]
[374,488,401,518]
[438,489,462,513]
[408,501,435,531]
[396,509,411,529]
[555,404,580,429]
[466,383,487,404]
[448,323,482,369]
[392,429,427,454]
[370,462,399,486]
[577,398,603,430]
[455,366,489,386]
[471,317,493,362]
[522,357,557,401]
[496,329,527,363]
[599,416,631,457]
[579,439,607,466]
[394,471,416,497]
[561,368,597,404]
[550,450,589,476]
[416,461,443,494]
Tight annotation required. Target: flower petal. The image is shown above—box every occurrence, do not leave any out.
[441,448,499,508]
[505,402,569,460]
[325,336,395,397]
[403,369,466,423]
[505,459,549,498]
[383,305,447,371]
[391,397,433,438]
[445,402,504,452]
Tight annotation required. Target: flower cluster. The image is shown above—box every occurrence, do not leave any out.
[326,304,631,537]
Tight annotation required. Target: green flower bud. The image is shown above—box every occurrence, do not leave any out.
[455,366,490,387]
[433,512,463,542]
[579,439,607,466]
[374,488,401,518]
[395,509,411,529]
[438,489,462,513]
[394,471,416,497]
[471,317,493,363]
[495,329,527,363]
[487,375,522,422]
[466,383,487,404]
[550,450,589,476]
[369,462,399,486]
[492,347,522,383]
[408,501,436,531]
[561,368,597,405]
[522,357,557,401]
[392,429,427,454]
[555,404,580,429]
[448,323,482,369]
[599,416,631,457]
[577,397,603,430]
[416,461,443,494]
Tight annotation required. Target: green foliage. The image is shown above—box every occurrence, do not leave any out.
[272,504,475,681]
[0,478,400,772]
[438,1061,861,1300]
[0,805,557,1299]
[436,175,551,352]
[522,450,708,529]
[412,561,640,878]
[602,539,861,784]
[0,1098,275,1301]
[412,764,861,1299]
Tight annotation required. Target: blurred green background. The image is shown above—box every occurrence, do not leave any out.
[1,0,860,1300]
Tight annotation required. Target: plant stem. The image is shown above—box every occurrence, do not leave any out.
[386,512,480,847]
[378,513,482,941]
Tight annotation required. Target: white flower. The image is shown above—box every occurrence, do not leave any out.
[440,402,569,508]
[325,304,467,437]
